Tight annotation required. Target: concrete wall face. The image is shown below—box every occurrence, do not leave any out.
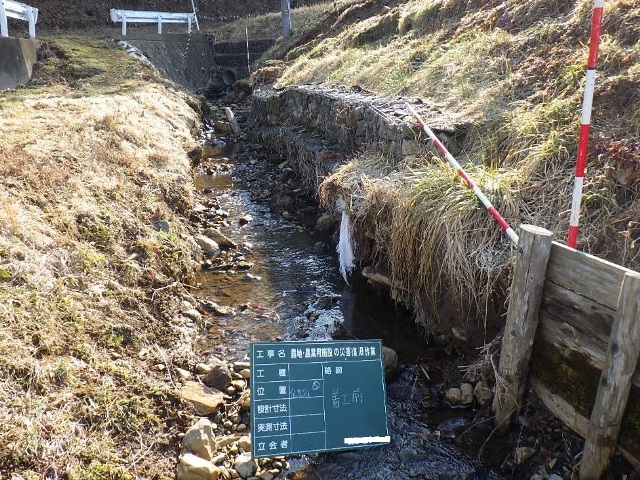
[121,33,215,92]
[0,38,40,90]
[122,34,274,91]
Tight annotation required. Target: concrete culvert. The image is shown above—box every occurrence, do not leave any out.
[222,70,237,86]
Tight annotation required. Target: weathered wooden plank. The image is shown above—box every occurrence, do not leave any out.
[494,225,553,431]
[532,378,590,436]
[546,241,633,310]
[580,272,640,479]
[539,280,614,360]
[538,288,640,388]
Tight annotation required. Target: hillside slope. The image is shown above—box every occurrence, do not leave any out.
[253,0,640,323]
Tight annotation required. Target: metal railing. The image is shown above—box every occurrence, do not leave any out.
[109,9,198,36]
[0,0,38,38]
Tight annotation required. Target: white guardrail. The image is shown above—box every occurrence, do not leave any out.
[109,9,197,36]
[0,0,38,38]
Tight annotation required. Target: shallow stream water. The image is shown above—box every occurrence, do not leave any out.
[193,133,503,479]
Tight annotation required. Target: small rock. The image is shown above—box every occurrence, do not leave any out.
[237,424,247,433]
[232,379,246,390]
[223,419,233,429]
[259,474,274,480]
[451,327,467,342]
[181,381,225,415]
[226,386,236,395]
[514,446,536,464]
[234,453,258,479]
[203,357,233,391]
[233,362,251,370]
[177,453,220,480]
[183,417,217,460]
[548,474,563,480]
[155,363,166,371]
[473,380,493,405]
[282,211,291,220]
[214,120,234,134]
[183,309,203,322]
[196,363,213,374]
[238,390,251,411]
[445,387,462,404]
[315,212,336,234]
[195,235,220,256]
[460,383,474,405]
[313,241,325,253]
[213,304,234,316]
[176,367,192,381]
[204,228,237,250]
[382,346,399,381]
[239,368,251,379]
[239,215,253,225]
[316,295,336,309]
[212,453,226,465]
[193,203,208,213]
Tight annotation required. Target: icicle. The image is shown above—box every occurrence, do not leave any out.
[336,197,355,283]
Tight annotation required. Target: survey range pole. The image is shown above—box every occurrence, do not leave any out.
[567,0,604,248]
[281,0,292,37]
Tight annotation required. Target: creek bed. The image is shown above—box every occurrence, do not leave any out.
[191,127,504,479]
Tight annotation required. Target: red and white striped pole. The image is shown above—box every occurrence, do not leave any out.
[567,0,605,248]
[407,103,519,246]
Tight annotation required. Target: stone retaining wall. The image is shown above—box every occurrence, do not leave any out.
[249,85,467,162]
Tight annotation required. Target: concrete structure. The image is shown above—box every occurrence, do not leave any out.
[0,37,40,89]
[121,33,274,91]
[119,33,215,92]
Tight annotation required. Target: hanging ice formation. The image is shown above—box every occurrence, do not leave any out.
[336,197,355,283]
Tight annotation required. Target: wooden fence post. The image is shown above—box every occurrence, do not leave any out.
[579,271,640,479]
[493,225,553,432]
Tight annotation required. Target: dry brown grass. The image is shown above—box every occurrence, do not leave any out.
[0,35,203,478]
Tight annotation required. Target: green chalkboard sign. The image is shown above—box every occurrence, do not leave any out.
[250,340,390,459]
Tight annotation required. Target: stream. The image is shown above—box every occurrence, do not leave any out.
[190,120,505,479]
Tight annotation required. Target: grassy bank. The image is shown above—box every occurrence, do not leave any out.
[251,0,640,329]
[0,36,203,478]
